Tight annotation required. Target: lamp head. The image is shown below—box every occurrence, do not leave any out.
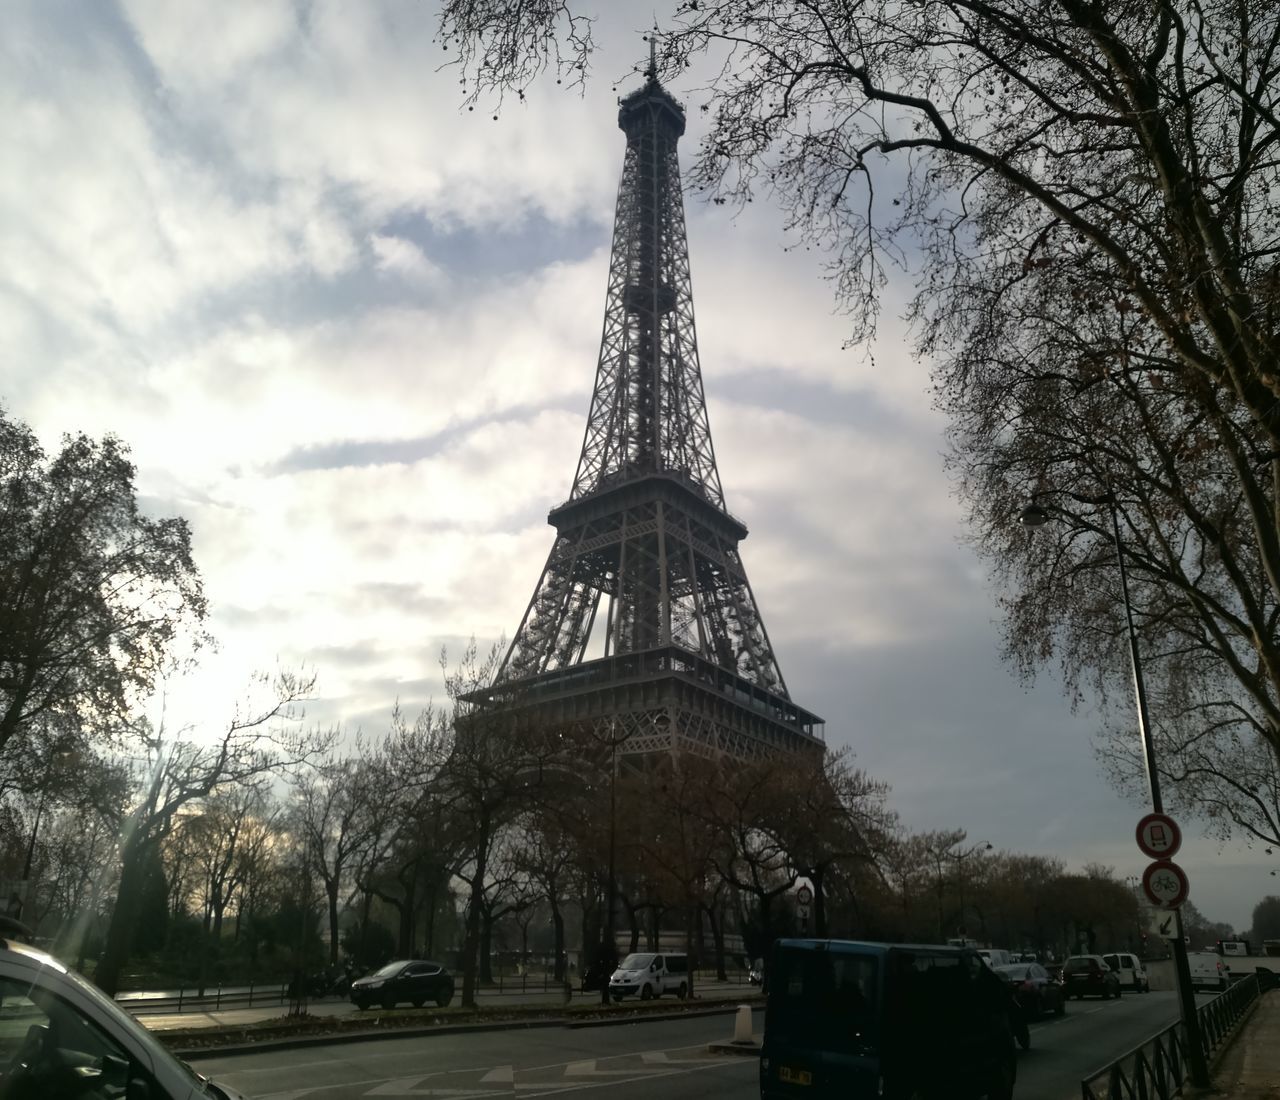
[1019,503,1051,528]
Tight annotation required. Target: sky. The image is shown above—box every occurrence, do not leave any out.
[3,1,1275,934]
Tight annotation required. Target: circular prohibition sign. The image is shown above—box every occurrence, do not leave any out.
[1142,859,1190,909]
[1135,812,1182,859]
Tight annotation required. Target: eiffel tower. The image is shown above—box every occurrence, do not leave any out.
[481,58,823,761]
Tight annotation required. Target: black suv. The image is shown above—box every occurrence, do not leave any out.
[350,959,455,1009]
[759,939,1017,1099]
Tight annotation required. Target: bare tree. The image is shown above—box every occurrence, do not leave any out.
[437,0,1280,844]
[94,669,328,995]
[293,756,372,966]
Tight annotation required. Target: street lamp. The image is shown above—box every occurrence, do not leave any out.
[953,841,993,940]
[1020,490,1210,1087]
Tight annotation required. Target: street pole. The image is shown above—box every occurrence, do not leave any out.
[1107,500,1210,1087]
[602,732,617,1006]
[1020,493,1210,1086]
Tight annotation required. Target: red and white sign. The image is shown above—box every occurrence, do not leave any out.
[1136,813,1182,859]
[1141,859,1190,909]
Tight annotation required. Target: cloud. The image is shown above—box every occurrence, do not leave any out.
[370,233,444,286]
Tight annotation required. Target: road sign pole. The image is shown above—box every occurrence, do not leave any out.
[1111,504,1210,1088]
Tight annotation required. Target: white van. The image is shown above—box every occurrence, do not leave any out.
[608,951,689,1000]
[1102,952,1150,992]
[1187,951,1229,992]
[0,935,248,1099]
[976,949,1013,968]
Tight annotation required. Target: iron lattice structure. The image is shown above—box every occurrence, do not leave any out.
[484,69,823,760]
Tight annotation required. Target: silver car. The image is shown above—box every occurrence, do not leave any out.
[0,934,249,1099]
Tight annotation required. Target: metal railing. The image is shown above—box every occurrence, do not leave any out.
[117,982,296,1015]
[1080,975,1260,1099]
[116,967,758,1016]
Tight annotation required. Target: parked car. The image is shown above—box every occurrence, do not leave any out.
[1062,954,1122,999]
[1041,960,1064,983]
[976,948,1014,968]
[759,939,1017,1099]
[608,951,689,1000]
[1186,951,1229,992]
[1103,952,1150,992]
[350,959,455,1009]
[994,962,1066,1019]
[0,933,250,1099]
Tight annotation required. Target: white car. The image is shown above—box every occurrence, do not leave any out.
[1103,952,1151,992]
[607,951,689,1000]
[0,933,249,1099]
[1186,950,1229,992]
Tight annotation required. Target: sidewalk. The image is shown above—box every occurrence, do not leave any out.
[1206,990,1280,1097]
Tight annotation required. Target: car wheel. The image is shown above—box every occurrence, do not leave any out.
[1054,996,1066,1017]
[353,998,368,1011]
[411,997,424,1008]
[640,984,654,1000]
[677,983,688,1000]
[435,989,452,1007]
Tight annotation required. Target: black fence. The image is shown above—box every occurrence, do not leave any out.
[117,983,299,1015]
[116,967,756,1016]
[1080,974,1261,1099]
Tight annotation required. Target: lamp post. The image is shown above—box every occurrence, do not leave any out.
[1020,491,1210,1087]
[953,841,993,940]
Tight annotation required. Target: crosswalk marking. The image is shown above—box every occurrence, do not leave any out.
[366,1079,507,1097]
[564,1059,669,1077]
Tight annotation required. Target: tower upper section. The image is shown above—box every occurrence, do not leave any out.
[569,69,724,509]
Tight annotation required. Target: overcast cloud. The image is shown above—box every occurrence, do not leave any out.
[3,1,1273,932]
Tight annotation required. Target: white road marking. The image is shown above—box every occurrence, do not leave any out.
[478,1065,513,1083]
[365,1078,507,1096]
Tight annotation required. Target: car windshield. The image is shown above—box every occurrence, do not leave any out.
[618,953,655,970]
[766,946,879,1048]
[994,965,1031,980]
[370,961,408,979]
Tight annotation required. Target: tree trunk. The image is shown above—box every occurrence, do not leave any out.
[95,835,150,996]
[460,812,491,1008]
[552,903,566,981]
[424,880,437,957]
[326,877,340,965]
[479,906,494,984]
[685,902,697,1000]
[705,901,727,980]
[812,867,828,938]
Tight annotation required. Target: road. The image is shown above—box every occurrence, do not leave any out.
[188,990,1215,1099]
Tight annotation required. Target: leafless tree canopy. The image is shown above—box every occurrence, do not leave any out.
[437,1,1280,842]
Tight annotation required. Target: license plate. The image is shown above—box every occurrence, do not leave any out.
[778,1066,812,1085]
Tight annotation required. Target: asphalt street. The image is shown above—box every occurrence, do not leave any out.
[188,989,1216,1100]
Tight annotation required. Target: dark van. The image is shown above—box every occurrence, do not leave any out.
[759,939,1017,1100]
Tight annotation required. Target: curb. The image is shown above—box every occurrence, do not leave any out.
[176,1002,764,1060]
[708,1039,762,1058]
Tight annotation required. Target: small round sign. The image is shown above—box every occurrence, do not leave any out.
[1135,812,1182,859]
[1141,859,1190,909]
[796,884,813,906]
